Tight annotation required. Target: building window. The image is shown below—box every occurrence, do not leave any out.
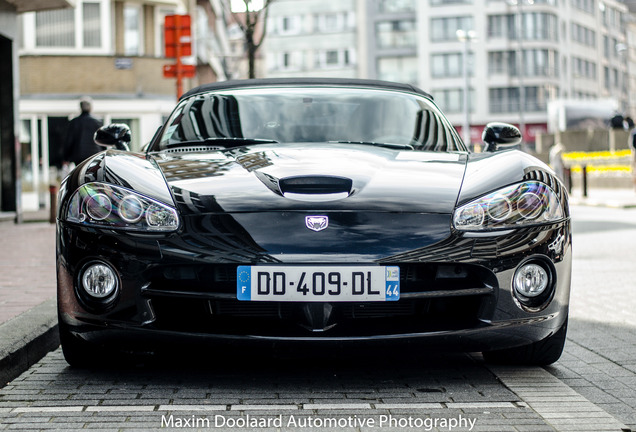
[35,8,75,47]
[487,13,557,41]
[315,12,353,33]
[377,56,418,85]
[488,51,515,75]
[269,51,304,71]
[489,49,558,77]
[431,16,473,42]
[525,85,554,111]
[571,23,596,48]
[325,50,339,65]
[124,4,143,56]
[24,0,109,52]
[378,0,416,12]
[83,2,102,48]
[613,68,620,89]
[376,20,416,48]
[431,52,473,78]
[315,49,355,69]
[432,88,474,113]
[322,13,340,31]
[490,87,519,113]
[572,57,597,79]
[572,0,595,14]
[273,15,302,35]
[489,86,549,113]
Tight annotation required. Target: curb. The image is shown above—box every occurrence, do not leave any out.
[0,299,59,387]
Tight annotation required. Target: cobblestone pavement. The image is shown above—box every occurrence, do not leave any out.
[545,205,636,430]
[0,349,564,432]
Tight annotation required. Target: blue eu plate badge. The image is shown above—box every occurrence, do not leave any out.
[237,266,252,301]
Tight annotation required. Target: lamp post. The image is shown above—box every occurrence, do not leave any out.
[456,29,476,147]
[616,42,628,114]
[509,0,533,146]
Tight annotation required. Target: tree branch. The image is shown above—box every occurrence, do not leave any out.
[253,0,274,49]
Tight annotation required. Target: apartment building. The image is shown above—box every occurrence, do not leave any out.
[1,0,73,217]
[264,0,359,78]
[264,0,631,146]
[17,0,233,210]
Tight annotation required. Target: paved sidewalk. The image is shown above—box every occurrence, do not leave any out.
[0,221,56,324]
[0,220,57,386]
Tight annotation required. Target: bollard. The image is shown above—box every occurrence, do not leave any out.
[49,184,58,224]
[582,165,588,198]
[565,167,572,194]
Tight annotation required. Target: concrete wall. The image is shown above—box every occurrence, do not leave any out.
[535,129,633,190]
[535,129,630,162]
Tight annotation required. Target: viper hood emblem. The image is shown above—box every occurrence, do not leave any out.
[305,216,328,232]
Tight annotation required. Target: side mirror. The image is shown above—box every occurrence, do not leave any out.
[94,123,131,151]
[482,122,522,152]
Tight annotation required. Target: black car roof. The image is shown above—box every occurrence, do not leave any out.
[181,78,433,100]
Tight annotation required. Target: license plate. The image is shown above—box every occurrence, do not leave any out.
[237,266,400,302]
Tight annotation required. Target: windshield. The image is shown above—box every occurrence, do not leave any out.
[153,87,465,152]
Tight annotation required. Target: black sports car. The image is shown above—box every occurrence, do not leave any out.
[56,78,571,366]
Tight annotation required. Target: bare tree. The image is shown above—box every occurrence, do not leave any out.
[233,0,275,79]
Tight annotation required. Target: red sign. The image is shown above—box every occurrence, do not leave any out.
[164,15,191,58]
[163,64,196,78]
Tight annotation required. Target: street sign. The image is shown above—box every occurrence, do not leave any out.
[163,14,194,99]
[162,64,196,79]
[164,15,191,58]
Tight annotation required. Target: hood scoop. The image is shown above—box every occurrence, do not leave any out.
[276,175,353,202]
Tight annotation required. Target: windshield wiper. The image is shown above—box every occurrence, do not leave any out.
[165,137,279,149]
[333,141,414,150]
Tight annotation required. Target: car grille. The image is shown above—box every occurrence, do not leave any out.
[142,263,496,337]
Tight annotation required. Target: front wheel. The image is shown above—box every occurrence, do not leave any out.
[483,318,568,366]
[58,321,106,368]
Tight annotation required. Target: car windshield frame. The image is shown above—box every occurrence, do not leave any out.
[148,86,467,153]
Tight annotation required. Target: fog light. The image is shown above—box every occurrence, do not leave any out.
[81,263,118,299]
[514,263,548,298]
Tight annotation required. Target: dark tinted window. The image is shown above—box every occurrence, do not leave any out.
[156,87,464,152]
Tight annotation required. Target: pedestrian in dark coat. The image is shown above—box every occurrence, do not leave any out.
[64,98,103,166]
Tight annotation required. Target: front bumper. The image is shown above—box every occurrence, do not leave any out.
[57,219,571,354]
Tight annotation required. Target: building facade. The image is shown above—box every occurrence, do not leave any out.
[264,0,631,148]
[264,0,359,78]
[17,0,233,210]
[1,0,74,218]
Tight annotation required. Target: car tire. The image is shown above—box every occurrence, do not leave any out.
[58,321,104,368]
[483,318,568,366]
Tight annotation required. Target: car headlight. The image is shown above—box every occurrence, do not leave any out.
[65,182,179,231]
[453,181,564,231]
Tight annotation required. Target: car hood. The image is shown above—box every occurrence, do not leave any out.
[151,144,467,214]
